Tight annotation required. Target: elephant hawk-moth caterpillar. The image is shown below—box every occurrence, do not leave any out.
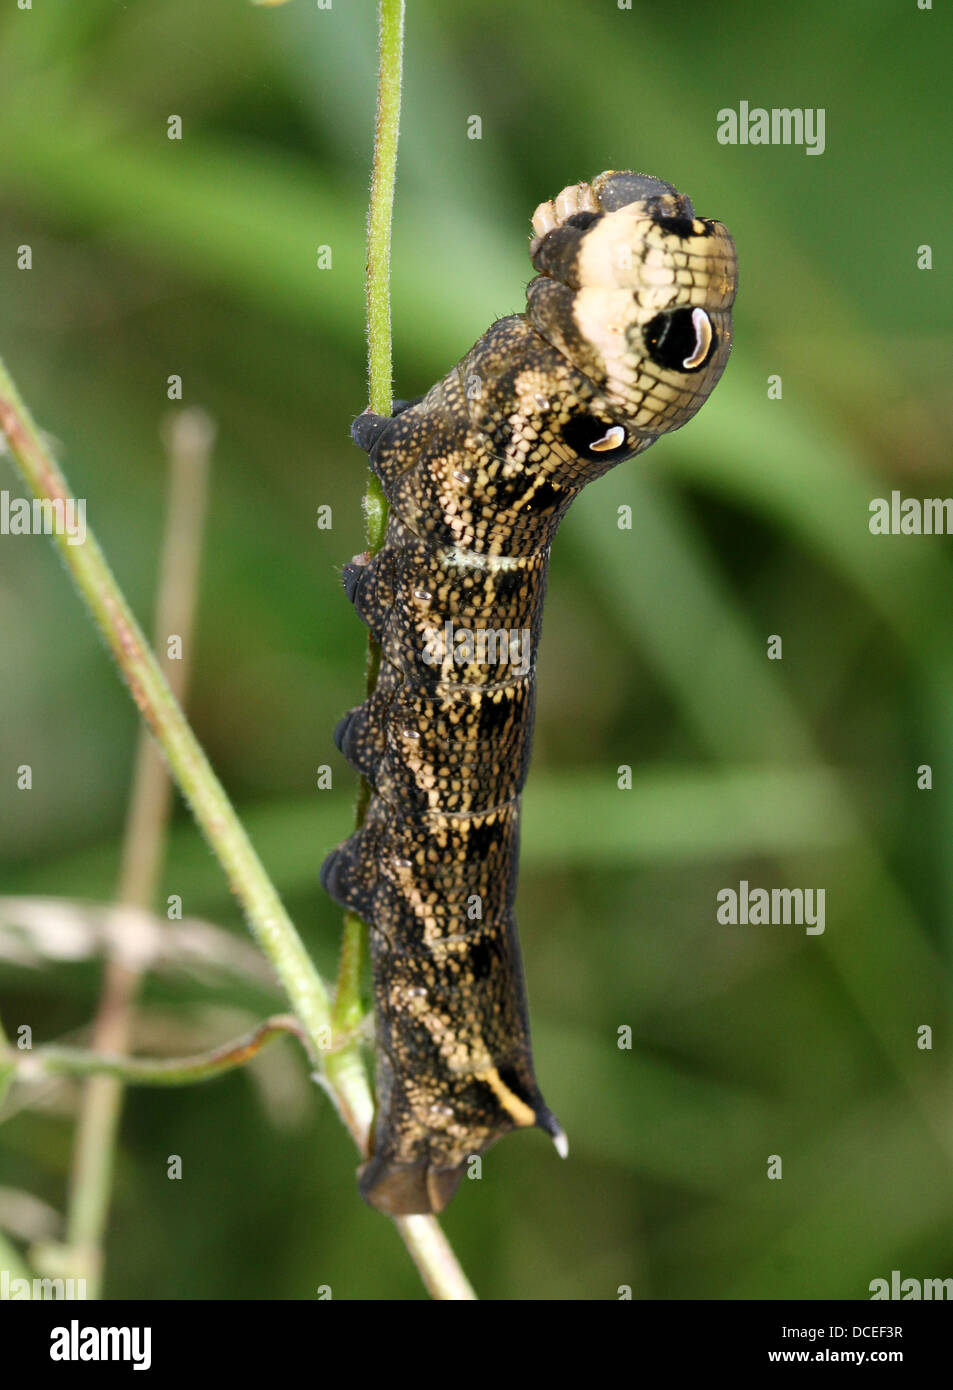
[322,171,737,1216]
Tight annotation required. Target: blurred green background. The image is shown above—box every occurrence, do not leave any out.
[1,0,952,1300]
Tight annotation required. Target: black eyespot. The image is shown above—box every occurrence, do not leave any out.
[643,307,717,373]
[561,414,635,461]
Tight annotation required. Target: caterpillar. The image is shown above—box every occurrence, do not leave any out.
[322,171,737,1216]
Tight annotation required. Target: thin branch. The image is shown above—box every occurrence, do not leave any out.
[10,1015,312,1087]
[365,0,404,423]
[117,409,216,907]
[65,409,215,1296]
[395,1216,478,1301]
[328,0,402,1094]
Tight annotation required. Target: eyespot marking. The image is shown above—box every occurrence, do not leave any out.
[643,306,717,373]
[561,414,636,461]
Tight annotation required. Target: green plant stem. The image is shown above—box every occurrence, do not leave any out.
[365,0,404,421]
[328,0,402,1099]
[393,1216,477,1301]
[10,1016,311,1087]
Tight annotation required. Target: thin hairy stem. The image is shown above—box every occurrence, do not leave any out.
[10,1015,312,1087]
[328,0,403,1104]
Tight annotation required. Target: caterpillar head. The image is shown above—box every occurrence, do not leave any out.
[526,170,737,439]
